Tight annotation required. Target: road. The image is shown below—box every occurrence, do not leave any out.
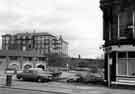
[0,88,61,94]
[0,73,135,94]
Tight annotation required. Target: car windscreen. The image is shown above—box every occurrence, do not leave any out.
[23,70,35,73]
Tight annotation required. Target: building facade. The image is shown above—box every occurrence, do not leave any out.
[2,32,68,56]
[100,0,135,86]
[0,32,68,70]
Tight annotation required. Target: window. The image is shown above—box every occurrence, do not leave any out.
[23,36,26,39]
[118,52,126,58]
[37,37,41,41]
[42,44,44,48]
[128,59,135,76]
[128,52,135,58]
[5,46,8,50]
[117,52,135,76]
[22,41,26,44]
[45,36,49,39]
[118,58,127,75]
[17,35,20,39]
[119,11,133,39]
[41,37,45,41]
[29,45,32,49]
[28,36,32,39]
[34,37,37,41]
[10,40,14,44]
[5,40,9,44]
[38,45,40,49]
[5,37,10,41]
[45,45,49,49]
[37,40,41,44]
[17,40,21,44]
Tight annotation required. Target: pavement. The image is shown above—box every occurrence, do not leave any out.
[0,72,135,94]
[0,88,61,94]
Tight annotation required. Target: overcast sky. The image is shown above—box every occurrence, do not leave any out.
[0,0,104,58]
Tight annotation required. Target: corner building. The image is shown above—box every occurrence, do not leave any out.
[100,0,135,85]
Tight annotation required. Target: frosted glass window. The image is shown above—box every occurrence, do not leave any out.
[118,59,127,75]
[128,59,135,76]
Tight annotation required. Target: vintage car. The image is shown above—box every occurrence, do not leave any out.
[16,68,54,82]
[66,73,81,82]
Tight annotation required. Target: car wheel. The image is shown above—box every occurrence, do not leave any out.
[67,79,72,82]
[17,76,23,80]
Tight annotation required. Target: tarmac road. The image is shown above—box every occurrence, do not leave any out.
[0,73,135,94]
[0,87,62,94]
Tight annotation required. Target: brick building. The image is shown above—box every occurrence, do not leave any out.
[0,32,68,70]
[100,0,135,86]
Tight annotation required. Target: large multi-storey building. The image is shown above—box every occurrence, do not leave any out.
[100,0,135,86]
[0,32,68,70]
[2,32,68,56]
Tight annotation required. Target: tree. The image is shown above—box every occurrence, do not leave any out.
[48,54,69,67]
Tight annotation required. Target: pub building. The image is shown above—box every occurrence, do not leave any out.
[100,0,135,86]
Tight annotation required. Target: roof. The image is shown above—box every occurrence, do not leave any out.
[0,50,46,57]
[15,32,56,38]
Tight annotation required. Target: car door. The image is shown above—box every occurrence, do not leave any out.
[31,70,38,80]
[23,70,33,80]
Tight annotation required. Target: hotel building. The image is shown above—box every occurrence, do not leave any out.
[0,32,68,70]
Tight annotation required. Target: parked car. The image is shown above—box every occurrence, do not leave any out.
[66,73,81,82]
[16,68,54,82]
[77,72,103,83]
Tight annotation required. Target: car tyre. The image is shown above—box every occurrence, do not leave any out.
[67,79,72,83]
[17,76,23,80]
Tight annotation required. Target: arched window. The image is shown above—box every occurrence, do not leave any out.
[37,65,44,70]
[23,64,32,70]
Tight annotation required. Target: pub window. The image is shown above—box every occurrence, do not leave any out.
[118,58,127,75]
[119,11,133,39]
[118,52,126,58]
[128,59,135,76]
[117,52,135,76]
[128,52,135,58]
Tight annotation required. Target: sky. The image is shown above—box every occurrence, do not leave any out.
[0,0,104,58]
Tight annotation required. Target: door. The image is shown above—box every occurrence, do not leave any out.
[23,70,34,80]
